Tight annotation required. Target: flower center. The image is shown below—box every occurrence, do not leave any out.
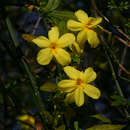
[76,78,83,85]
[50,42,58,53]
[85,22,92,29]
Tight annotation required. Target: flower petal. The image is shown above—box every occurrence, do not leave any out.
[86,29,100,48]
[57,33,75,48]
[75,10,88,23]
[54,48,71,66]
[65,92,75,104]
[84,67,97,83]
[83,84,101,99]
[87,17,102,28]
[32,36,50,48]
[67,20,83,31]
[77,30,87,45]
[74,88,84,107]
[37,48,53,65]
[48,26,59,42]
[58,80,76,92]
[64,66,81,79]
[73,42,81,53]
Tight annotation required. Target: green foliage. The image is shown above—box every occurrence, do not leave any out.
[72,54,80,64]
[44,0,61,11]
[74,121,82,130]
[86,124,125,130]
[125,18,130,28]
[48,10,76,19]
[91,114,111,123]
[108,0,129,11]
[47,10,76,34]
[56,125,65,130]
[40,82,58,92]
[111,95,128,106]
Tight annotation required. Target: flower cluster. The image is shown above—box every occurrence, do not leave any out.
[32,10,102,107]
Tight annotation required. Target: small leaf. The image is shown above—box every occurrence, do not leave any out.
[49,11,76,19]
[91,114,111,123]
[56,125,65,130]
[74,121,81,130]
[44,0,61,11]
[86,124,125,130]
[111,95,127,106]
[40,82,58,92]
[22,34,35,43]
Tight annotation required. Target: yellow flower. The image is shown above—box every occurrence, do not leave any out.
[32,26,75,66]
[58,66,101,107]
[67,10,102,48]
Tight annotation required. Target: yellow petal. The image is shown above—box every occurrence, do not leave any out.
[65,92,75,104]
[74,88,84,107]
[86,29,100,48]
[75,10,88,23]
[83,84,101,99]
[87,17,102,28]
[37,48,53,65]
[48,26,59,42]
[58,80,76,92]
[54,48,71,66]
[32,36,50,48]
[73,42,81,53]
[17,115,28,121]
[84,67,97,83]
[77,30,87,45]
[57,33,75,48]
[64,66,81,79]
[67,20,83,31]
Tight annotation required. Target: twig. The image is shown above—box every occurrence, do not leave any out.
[115,26,130,41]
[114,35,130,47]
[102,38,130,75]
[101,28,130,47]
[32,16,42,35]
[120,76,130,82]
[118,46,128,76]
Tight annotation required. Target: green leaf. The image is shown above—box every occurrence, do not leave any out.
[91,114,111,123]
[86,124,125,130]
[74,121,81,130]
[111,95,127,106]
[43,110,53,124]
[45,0,61,11]
[40,82,58,92]
[49,11,76,19]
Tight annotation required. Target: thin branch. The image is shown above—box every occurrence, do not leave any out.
[101,28,130,47]
[118,46,128,76]
[114,35,130,47]
[32,16,42,35]
[100,36,130,119]
[115,26,130,41]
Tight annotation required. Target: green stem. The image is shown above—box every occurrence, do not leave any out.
[5,14,48,129]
